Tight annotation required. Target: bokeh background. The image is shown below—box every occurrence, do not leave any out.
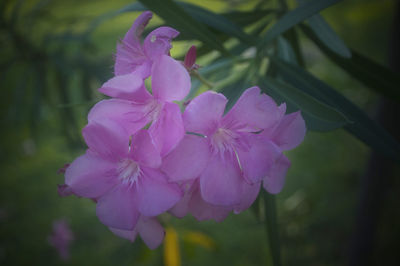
[1,0,399,265]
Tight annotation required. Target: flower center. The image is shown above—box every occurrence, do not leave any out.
[118,159,142,185]
[210,128,238,155]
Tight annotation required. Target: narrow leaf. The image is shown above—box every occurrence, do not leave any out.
[307,14,351,58]
[222,9,278,27]
[301,24,400,102]
[138,0,227,54]
[258,0,342,50]
[177,1,254,44]
[271,57,400,161]
[261,77,349,131]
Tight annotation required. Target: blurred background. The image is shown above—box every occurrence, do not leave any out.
[0,0,399,265]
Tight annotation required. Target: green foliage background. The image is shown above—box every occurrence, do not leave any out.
[0,0,399,265]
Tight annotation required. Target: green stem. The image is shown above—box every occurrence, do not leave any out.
[263,191,282,266]
[192,71,214,89]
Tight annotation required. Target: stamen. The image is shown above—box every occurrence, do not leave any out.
[118,159,142,185]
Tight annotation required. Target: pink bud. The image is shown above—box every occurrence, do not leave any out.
[184,45,197,69]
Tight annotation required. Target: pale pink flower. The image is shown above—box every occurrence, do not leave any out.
[162,87,306,218]
[48,219,74,261]
[114,11,179,78]
[91,53,190,156]
[65,120,182,237]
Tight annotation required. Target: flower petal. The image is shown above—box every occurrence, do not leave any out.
[109,227,138,242]
[99,73,151,102]
[168,182,192,218]
[189,180,231,222]
[223,87,281,131]
[269,111,306,151]
[88,99,152,135]
[263,154,291,194]
[237,135,282,184]
[65,152,118,199]
[183,91,227,136]
[114,12,152,76]
[149,102,184,156]
[199,152,243,206]
[151,55,190,102]
[233,181,261,214]
[130,129,161,168]
[137,168,182,217]
[96,184,140,230]
[123,11,152,44]
[143,27,179,60]
[82,120,129,160]
[161,135,210,182]
[137,217,165,250]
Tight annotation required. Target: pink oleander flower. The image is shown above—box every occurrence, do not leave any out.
[114,11,179,78]
[91,53,190,156]
[48,219,74,261]
[89,12,190,156]
[161,87,306,219]
[64,120,182,247]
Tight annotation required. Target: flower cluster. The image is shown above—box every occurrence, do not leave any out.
[60,11,306,249]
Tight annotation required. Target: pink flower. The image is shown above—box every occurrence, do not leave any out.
[91,53,190,156]
[65,120,182,239]
[90,12,190,156]
[161,87,306,218]
[48,219,74,261]
[114,11,179,78]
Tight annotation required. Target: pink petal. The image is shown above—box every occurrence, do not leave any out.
[82,120,129,160]
[189,180,231,222]
[114,12,152,76]
[96,184,140,230]
[137,217,165,250]
[130,130,161,168]
[233,181,261,214]
[149,102,184,157]
[199,152,244,206]
[65,153,118,198]
[123,11,152,44]
[136,168,182,217]
[109,227,138,242]
[88,99,152,135]
[223,87,281,131]
[263,154,291,194]
[183,91,227,136]
[269,111,306,151]
[99,73,151,102]
[151,55,190,102]
[237,135,282,184]
[143,27,179,60]
[168,181,192,218]
[161,135,210,182]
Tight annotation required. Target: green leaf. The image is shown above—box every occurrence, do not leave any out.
[177,1,255,44]
[271,57,400,161]
[222,9,278,27]
[263,191,281,266]
[257,0,342,50]
[307,14,351,58]
[260,77,349,131]
[301,24,400,102]
[138,0,227,55]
